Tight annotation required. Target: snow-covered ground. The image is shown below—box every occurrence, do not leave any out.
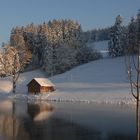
[0,41,135,105]
[48,57,134,104]
[0,56,134,105]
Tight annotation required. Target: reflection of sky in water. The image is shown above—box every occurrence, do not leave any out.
[0,100,135,140]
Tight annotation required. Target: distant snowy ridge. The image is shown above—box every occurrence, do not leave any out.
[87,40,109,58]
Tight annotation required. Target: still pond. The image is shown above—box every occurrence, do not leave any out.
[0,99,136,140]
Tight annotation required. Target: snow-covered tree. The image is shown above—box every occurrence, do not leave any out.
[10,19,100,76]
[127,17,137,53]
[41,19,90,75]
[0,46,18,76]
[0,44,32,93]
[108,15,124,57]
[137,10,140,45]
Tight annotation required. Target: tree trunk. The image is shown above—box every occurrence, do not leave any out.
[12,73,16,94]
[12,101,15,140]
[12,73,19,94]
[136,98,140,140]
[13,80,16,94]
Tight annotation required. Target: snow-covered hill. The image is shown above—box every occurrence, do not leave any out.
[49,57,133,104]
[0,56,134,104]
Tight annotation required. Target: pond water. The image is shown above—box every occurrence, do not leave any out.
[0,99,136,140]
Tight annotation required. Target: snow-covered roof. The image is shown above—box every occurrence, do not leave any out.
[33,78,55,87]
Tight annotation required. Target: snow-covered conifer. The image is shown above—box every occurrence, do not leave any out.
[108,15,124,57]
[9,19,99,76]
[137,10,140,44]
[128,17,137,53]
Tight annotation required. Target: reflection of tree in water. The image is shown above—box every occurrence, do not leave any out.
[0,115,30,140]
[0,102,101,140]
[0,101,136,140]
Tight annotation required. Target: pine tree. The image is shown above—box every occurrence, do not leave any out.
[9,19,99,76]
[128,17,137,53]
[127,10,140,54]
[137,10,140,45]
[108,15,124,57]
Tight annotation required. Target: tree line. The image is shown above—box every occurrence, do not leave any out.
[10,20,100,75]
[0,19,101,93]
[83,27,111,43]
[108,10,140,57]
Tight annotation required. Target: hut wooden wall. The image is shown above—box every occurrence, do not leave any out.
[40,86,55,93]
[28,79,40,94]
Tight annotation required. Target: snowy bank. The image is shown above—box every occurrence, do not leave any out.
[0,56,135,105]
[48,56,134,105]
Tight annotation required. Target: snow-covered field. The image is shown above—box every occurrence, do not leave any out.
[49,57,134,104]
[0,41,136,105]
[0,56,134,105]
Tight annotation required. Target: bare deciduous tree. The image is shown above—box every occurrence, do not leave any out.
[125,10,140,140]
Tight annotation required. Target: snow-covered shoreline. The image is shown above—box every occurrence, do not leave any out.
[0,56,135,105]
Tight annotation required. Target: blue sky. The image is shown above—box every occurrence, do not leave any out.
[0,0,139,44]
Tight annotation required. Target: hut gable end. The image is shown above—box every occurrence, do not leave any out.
[27,79,40,87]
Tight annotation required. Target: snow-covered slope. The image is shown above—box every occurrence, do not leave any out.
[48,57,133,104]
[0,56,134,104]
[0,69,46,94]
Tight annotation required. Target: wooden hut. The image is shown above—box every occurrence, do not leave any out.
[27,78,55,94]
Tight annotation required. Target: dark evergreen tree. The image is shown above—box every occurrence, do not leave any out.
[108,15,124,57]
[137,10,140,46]
[127,10,140,54]
[128,17,137,53]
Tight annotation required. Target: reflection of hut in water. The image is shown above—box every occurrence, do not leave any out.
[25,115,101,140]
[27,103,101,140]
[0,101,104,140]
[27,103,53,121]
[27,78,55,94]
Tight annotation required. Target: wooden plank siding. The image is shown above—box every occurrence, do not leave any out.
[28,79,41,94]
[27,78,55,94]
[40,86,54,93]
